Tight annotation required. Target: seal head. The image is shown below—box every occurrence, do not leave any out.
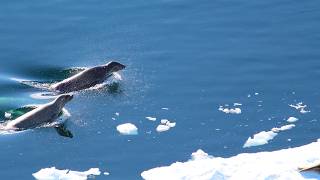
[103,61,126,75]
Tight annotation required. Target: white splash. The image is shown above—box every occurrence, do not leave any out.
[141,140,320,180]
[113,72,123,80]
[33,167,101,180]
[116,123,138,135]
[30,92,58,100]
[243,124,295,148]
[4,112,11,119]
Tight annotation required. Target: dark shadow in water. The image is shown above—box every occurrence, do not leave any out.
[2,106,73,138]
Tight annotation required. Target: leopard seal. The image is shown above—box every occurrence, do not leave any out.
[51,61,126,93]
[4,94,73,131]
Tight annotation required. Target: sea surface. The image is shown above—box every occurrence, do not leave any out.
[1,0,320,179]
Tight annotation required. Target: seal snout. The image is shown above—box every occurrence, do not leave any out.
[105,61,126,72]
[64,94,74,101]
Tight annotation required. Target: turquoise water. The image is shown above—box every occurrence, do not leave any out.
[1,0,320,179]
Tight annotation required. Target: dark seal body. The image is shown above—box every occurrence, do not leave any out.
[51,61,125,93]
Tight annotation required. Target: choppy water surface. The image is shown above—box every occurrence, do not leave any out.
[1,0,320,179]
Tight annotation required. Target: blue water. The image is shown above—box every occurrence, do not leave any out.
[1,0,320,179]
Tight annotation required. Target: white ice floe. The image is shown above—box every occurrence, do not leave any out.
[33,167,100,180]
[161,107,169,110]
[218,106,241,114]
[156,119,176,132]
[271,124,295,133]
[146,117,157,121]
[243,131,277,148]
[233,103,242,106]
[141,140,320,180]
[289,102,310,114]
[116,123,138,135]
[287,117,299,123]
[243,124,295,148]
[115,112,120,116]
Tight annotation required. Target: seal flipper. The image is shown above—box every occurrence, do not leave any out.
[55,123,73,138]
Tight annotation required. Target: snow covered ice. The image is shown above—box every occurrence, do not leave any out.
[141,140,320,180]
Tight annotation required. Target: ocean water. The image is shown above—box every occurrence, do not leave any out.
[1,0,320,179]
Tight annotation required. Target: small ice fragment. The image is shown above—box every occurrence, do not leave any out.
[160,119,169,124]
[247,94,251,98]
[116,123,138,135]
[289,102,310,114]
[255,92,259,95]
[112,117,116,120]
[287,117,298,123]
[271,124,295,132]
[167,122,176,128]
[115,112,120,116]
[146,117,156,121]
[103,172,110,176]
[243,131,277,148]
[161,107,169,110]
[218,106,241,114]
[233,103,242,106]
[156,125,170,132]
[244,124,295,148]
[4,112,11,119]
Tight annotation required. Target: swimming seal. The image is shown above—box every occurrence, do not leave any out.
[51,61,126,93]
[5,94,73,131]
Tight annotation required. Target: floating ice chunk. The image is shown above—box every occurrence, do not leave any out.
[167,122,176,128]
[218,106,241,114]
[255,92,259,95]
[287,117,299,123]
[33,167,100,180]
[116,123,138,135]
[115,112,120,116]
[156,125,170,132]
[161,107,169,110]
[244,124,295,148]
[103,171,110,176]
[156,119,176,132]
[160,119,169,124]
[289,102,310,114]
[146,117,157,121]
[243,131,278,148]
[141,141,320,180]
[271,124,295,133]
